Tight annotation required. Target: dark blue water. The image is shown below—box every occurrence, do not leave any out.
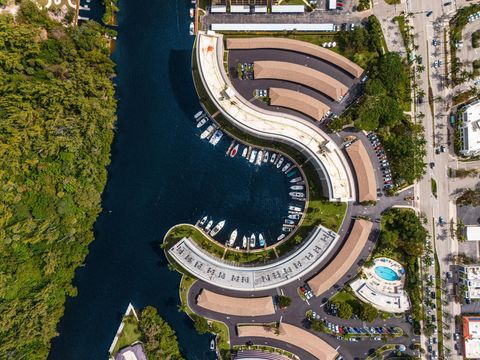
[49,1,295,359]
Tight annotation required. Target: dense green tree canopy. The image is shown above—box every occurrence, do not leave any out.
[139,307,184,360]
[0,2,116,358]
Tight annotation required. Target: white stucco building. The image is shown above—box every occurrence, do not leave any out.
[460,101,480,156]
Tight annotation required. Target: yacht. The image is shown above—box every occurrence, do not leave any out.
[196,117,207,128]
[228,229,238,246]
[289,205,302,212]
[199,216,208,226]
[230,144,239,157]
[189,22,194,35]
[200,125,215,139]
[241,147,248,157]
[277,233,286,241]
[282,163,291,173]
[276,157,284,169]
[242,236,247,248]
[255,150,263,165]
[205,220,213,231]
[249,149,257,163]
[209,130,223,146]
[288,214,300,220]
[291,185,304,191]
[258,233,265,247]
[249,233,256,248]
[270,153,277,163]
[289,192,305,198]
[284,219,295,225]
[263,151,269,163]
[194,110,204,120]
[290,176,302,183]
[210,220,225,237]
[282,226,293,233]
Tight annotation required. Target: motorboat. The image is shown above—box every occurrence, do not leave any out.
[205,220,213,231]
[199,216,208,226]
[270,153,277,163]
[282,226,293,233]
[242,236,247,248]
[292,197,306,202]
[228,229,238,246]
[263,151,269,163]
[284,219,295,225]
[277,234,286,241]
[249,233,256,248]
[196,117,207,128]
[282,163,291,173]
[226,140,235,155]
[255,150,263,165]
[210,220,225,236]
[189,22,194,35]
[289,205,302,212]
[194,110,203,120]
[249,149,257,163]
[241,146,248,157]
[259,233,265,247]
[274,154,281,165]
[290,177,302,183]
[209,130,223,145]
[276,157,284,169]
[291,185,304,191]
[289,192,305,198]
[288,210,302,215]
[288,214,300,220]
[286,169,297,177]
[247,146,252,158]
[190,8,194,18]
[210,339,215,351]
[230,144,239,157]
[200,125,215,140]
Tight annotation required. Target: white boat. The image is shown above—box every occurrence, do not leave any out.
[249,233,256,248]
[210,220,225,236]
[196,117,207,128]
[205,220,213,231]
[276,157,284,169]
[270,153,277,163]
[194,110,203,120]
[282,163,291,173]
[259,233,265,247]
[282,226,293,232]
[290,177,302,183]
[249,149,257,163]
[230,144,239,157]
[289,205,302,212]
[263,151,269,163]
[247,146,252,158]
[255,150,263,165]
[288,214,300,220]
[228,229,238,246]
[291,185,304,191]
[289,210,302,215]
[189,22,194,35]
[200,125,215,139]
[226,140,235,155]
[274,154,281,165]
[209,130,223,145]
[241,147,248,157]
[190,8,194,18]
[277,234,286,241]
[242,236,247,248]
[199,216,208,226]
[210,339,215,351]
[285,219,295,225]
[290,192,305,198]
[292,197,306,202]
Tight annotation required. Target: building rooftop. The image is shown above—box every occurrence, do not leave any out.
[464,316,480,358]
[345,140,377,202]
[115,343,147,360]
[461,101,480,156]
[466,226,480,241]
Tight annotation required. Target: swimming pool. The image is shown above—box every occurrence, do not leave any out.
[375,266,400,281]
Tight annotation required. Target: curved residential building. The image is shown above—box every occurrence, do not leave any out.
[345,140,377,202]
[226,37,364,78]
[269,87,330,121]
[254,61,347,101]
[196,31,354,202]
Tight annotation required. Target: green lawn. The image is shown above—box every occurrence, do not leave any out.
[111,315,142,355]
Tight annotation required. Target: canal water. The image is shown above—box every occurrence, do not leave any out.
[49,0,295,359]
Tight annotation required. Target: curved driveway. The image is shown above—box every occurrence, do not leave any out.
[196,31,354,202]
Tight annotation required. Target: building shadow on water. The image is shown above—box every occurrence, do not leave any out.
[169,49,198,119]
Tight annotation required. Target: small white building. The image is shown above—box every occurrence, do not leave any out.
[271,5,305,13]
[460,101,480,156]
[467,226,480,241]
[459,265,480,300]
[230,5,250,13]
[254,5,267,13]
[210,5,227,13]
[328,0,337,10]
